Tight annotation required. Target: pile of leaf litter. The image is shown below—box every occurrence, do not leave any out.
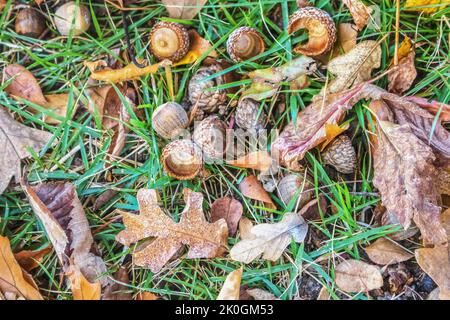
[1,0,450,300]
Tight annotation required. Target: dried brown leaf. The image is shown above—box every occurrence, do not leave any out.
[406,96,450,122]
[239,175,276,209]
[162,0,207,20]
[388,51,417,94]
[238,218,255,240]
[116,188,228,273]
[102,268,132,300]
[14,246,52,272]
[230,212,308,263]
[136,292,159,300]
[67,264,101,300]
[0,236,43,300]
[227,151,273,172]
[4,64,47,105]
[246,288,279,300]
[210,197,243,236]
[217,267,242,300]
[364,238,413,265]
[0,108,52,195]
[342,0,373,30]
[335,259,383,293]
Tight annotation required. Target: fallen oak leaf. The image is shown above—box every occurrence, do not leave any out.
[210,197,243,236]
[67,264,101,300]
[342,0,373,30]
[0,236,43,300]
[116,188,228,273]
[14,246,52,272]
[230,212,308,263]
[388,37,417,94]
[405,0,450,14]
[0,108,52,195]
[102,267,132,300]
[239,175,276,210]
[217,267,243,300]
[162,0,207,20]
[335,259,383,293]
[405,96,450,122]
[364,238,413,265]
[227,151,273,172]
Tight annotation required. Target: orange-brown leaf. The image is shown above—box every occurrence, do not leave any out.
[227,151,273,171]
[335,259,383,293]
[364,238,413,265]
[217,267,243,300]
[342,0,373,30]
[67,265,101,300]
[14,246,52,272]
[210,197,243,236]
[239,176,276,210]
[4,64,47,105]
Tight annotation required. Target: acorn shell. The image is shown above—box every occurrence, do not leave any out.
[54,1,91,36]
[149,22,190,62]
[227,27,265,62]
[151,102,189,139]
[288,7,336,56]
[277,173,313,207]
[15,8,46,38]
[193,116,227,160]
[322,135,356,174]
[161,139,203,180]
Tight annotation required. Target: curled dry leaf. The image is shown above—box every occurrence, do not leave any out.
[246,288,279,300]
[334,23,358,54]
[238,217,255,240]
[22,182,109,288]
[335,259,383,293]
[364,238,413,265]
[230,212,308,263]
[67,264,101,300]
[242,56,316,101]
[217,267,243,300]
[14,246,52,272]
[405,0,450,14]
[325,40,381,94]
[342,0,373,30]
[227,151,273,172]
[388,38,417,94]
[0,236,43,300]
[210,196,243,236]
[406,96,450,122]
[162,0,207,20]
[239,175,276,210]
[0,108,52,195]
[116,188,228,273]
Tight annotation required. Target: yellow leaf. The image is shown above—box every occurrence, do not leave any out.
[319,124,349,151]
[67,265,101,300]
[405,0,450,14]
[217,267,243,300]
[227,151,273,171]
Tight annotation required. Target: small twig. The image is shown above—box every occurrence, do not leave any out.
[122,10,146,68]
[394,0,401,66]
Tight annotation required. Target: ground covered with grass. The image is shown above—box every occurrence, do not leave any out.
[0,0,449,300]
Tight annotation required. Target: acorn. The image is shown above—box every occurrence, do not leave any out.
[277,173,313,207]
[235,98,266,130]
[151,102,189,139]
[15,8,46,38]
[193,116,228,161]
[161,139,203,180]
[227,27,265,62]
[54,1,91,36]
[287,7,336,56]
[322,135,356,174]
[149,21,190,62]
[187,64,227,120]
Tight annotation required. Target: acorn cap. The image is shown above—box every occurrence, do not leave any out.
[322,135,356,174]
[227,27,265,62]
[288,7,337,56]
[161,139,203,180]
[149,21,190,62]
[193,116,227,160]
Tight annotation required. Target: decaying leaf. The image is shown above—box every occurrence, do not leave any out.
[335,259,383,293]
[242,56,316,101]
[405,0,450,14]
[67,264,101,300]
[227,151,273,172]
[406,96,450,122]
[136,292,159,300]
[230,212,308,263]
[239,175,276,209]
[0,108,52,195]
[330,23,358,58]
[0,236,43,300]
[371,119,447,245]
[326,40,381,94]
[116,188,228,273]
[14,246,52,272]
[217,267,242,300]
[162,0,207,20]
[246,288,279,300]
[364,238,413,265]
[210,197,243,236]
[343,0,373,30]
[102,268,132,300]
[388,38,417,94]
[415,246,450,300]
[238,217,255,240]
[22,182,109,288]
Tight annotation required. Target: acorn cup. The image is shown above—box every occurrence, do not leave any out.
[322,135,356,174]
[227,27,265,62]
[161,139,203,180]
[151,102,189,139]
[235,98,266,130]
[193,116,228,161]
[287,6,337,56]
[149,21,190,62]
[54,1,91,36]
[15,8,46,38]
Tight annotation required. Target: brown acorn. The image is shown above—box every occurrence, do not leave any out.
[227,27,265,62]
[149,22,190,62]
[235,98,266,130]
[54,1,91,36]
[151,102,189,139]
[161,139,203,180]
[193,116,228,161]
[287,7,336,56]
[277,173,313,207]
[322,135,356,174]
[15,8,46,38]
[187,64,227,120]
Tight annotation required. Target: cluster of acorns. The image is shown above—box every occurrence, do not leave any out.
[15,2,356,180]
